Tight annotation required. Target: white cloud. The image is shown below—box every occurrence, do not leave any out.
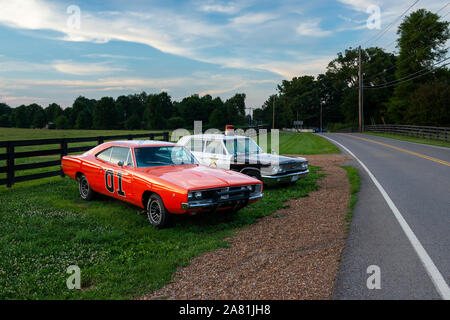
[82,53,152,60]
[0,96,46,103]
[0,60,49,72]
[296,20,332,37]
[198,1,247,14]
[51,61,125,75]
[230,13,277,25]
[337,0,379,13]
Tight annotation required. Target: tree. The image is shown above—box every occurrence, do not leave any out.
[45,103,63,124]
[0,103,12,127]
[277,76,319,127]
[55,115,70,129]
[72,96,96,126]
[386,9,449,123]
[167,116,185,129]
[405,79,450,126]
[224,93,246,125]
[93,97,118,129]
[75,110,92,129]
[125,113,141,130]
[143,92,173,129]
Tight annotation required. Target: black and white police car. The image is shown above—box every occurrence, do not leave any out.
[177,127,309,185]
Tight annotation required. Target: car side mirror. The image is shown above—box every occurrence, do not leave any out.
[117,160,124,167]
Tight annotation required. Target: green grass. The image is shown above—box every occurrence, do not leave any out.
[341,166,360,233]
[364,132,450,148]
[0,166,323,299]
[262,132,340,155]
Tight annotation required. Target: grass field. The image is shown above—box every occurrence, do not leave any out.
[364,132,450,148]
[0,128,341,299]
[262,132,340,155]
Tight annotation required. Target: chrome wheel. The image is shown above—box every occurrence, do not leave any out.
[148,200,162,224]
[79,176,89,199]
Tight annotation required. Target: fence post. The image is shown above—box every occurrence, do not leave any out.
[163,132,169,141]
[150,133,155,140]
[6,142,14,188]
[98,136,104,145]
[60,139,67,177]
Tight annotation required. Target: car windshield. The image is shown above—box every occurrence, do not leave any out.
[134,146,198,167]
[223,138,262,155]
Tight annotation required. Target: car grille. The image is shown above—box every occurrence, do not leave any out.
[201,186,250,201]
[281,161,306,173]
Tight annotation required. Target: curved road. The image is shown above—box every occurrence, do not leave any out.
[318,133,450,300]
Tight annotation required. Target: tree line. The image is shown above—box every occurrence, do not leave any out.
[0,92,247,130]
[253,9,450,129]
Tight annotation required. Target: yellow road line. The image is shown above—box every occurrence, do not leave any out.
[342,134,450,167]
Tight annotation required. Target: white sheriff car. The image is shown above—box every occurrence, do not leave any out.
[178,133,309,184]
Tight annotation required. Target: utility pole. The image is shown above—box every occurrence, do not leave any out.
[272,96,275,129]
[358,45,363,133]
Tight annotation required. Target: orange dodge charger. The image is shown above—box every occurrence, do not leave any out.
[62,140,263,228]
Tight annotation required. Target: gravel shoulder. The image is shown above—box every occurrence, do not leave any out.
[141,154,352,300]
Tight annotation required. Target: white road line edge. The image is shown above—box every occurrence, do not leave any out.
[321,134,450,300]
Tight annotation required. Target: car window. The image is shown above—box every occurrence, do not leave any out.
[110,147,130,165]
[205,140,226,155]
[224,138,261,154]
[189,138,205,152]
[134,146,197,167]
[96,147,112,162]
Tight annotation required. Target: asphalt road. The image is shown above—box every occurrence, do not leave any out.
[319,133,450,300]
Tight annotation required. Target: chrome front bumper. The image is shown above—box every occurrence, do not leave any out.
[261,169,309,184]
[181,193,263,210]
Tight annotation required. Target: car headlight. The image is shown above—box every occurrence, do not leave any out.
[251,184,262,195]
[188,191,202,200]
[271,166,281,174]
[302,162,308,169]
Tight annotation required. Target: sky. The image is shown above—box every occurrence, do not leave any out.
[0,0,447,112]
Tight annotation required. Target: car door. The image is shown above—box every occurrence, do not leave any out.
[204,139,230,169]
[107,146,134,202]
[92,146,113,193]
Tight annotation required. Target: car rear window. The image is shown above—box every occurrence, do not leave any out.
[96,147,112,162]
[110,147,130,165]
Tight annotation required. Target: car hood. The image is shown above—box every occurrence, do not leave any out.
[234,153,307,166]
[136,164,259,190]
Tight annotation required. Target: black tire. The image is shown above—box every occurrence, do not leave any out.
[78,174,95,201]
[146,194,171,228]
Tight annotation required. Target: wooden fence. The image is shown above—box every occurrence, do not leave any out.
[365,124,450,142]
[0,132,169,188]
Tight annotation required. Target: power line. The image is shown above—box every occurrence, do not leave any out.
[363,58,450,89]
[382,3,450,52]
[361,0,420,48]
[365,55,449,87]
[364,4,450,84]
